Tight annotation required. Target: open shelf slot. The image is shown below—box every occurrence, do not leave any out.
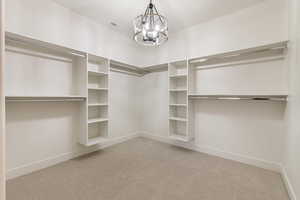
[169,61,187,76]
[88,106,108,120]
[88,55,109,74]
[87,122,108,146]
[169,92,187,105]
[169,106,187,119]
[169,77,187,90]
[169,120,187,138]
[88,90,108,104]
[88,74,108,89]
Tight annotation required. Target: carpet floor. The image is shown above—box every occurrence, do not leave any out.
[7,137,289,200]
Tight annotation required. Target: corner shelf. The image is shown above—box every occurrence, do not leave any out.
[88,118,109,124]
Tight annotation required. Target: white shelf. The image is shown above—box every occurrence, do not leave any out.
[88,87,108,91]
[6,95,86,102]
[88,70,108,76]
[88,118,108,124]
[169,104,187,107]
[169,117,187,122]
[169,89,188,92]
[86,137,108,146]
[169,74,187,78]
[169,134,189,142]
[88,103,108,107]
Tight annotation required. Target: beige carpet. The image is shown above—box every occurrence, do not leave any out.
[7,137,289,200]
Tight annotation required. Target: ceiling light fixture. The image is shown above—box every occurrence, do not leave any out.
[133,0,168,46]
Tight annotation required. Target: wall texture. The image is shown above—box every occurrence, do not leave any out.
[141,0,289,67]
[5,0,146,67]
[0,0,5,198]
[283,0,300,199]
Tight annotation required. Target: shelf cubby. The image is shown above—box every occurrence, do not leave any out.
[88,90,108,105]
[169,106,187,119]
[87,122,108,146]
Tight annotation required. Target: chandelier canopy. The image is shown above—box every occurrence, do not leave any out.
[133,0,168,46]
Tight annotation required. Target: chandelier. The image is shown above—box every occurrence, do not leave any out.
[133,0,168,46]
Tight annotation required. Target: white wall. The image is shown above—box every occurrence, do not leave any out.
[139,0,289,172]
[4,0,143,179]
[141,0,289,67]
[283,0,300,199]
[6,71,142,179]
[0,0,5,198]
[5,0,146,67]
[140,71,287,171]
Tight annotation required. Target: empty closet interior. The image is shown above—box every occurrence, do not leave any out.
[1,0,300,200]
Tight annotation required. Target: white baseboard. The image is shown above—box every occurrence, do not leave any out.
[141,132,281,172]
[6,133,140,180]
[281,166,297,200]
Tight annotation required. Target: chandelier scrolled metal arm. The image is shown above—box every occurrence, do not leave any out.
[133,0,168,46]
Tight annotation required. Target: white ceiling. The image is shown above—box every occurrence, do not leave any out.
[52,0,264,36]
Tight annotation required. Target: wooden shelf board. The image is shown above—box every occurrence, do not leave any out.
[88,70,108,76]
[169,117,187,122]
[88,87,108,91]
[169,89,188,92]
[169,134,189,142]
[86,137,108,146]
[88,103,108,107]
[88,118,108,124]
[169,104,187,107]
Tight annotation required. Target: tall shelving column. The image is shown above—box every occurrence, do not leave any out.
[168,60,192,142]
[79,54,110,146]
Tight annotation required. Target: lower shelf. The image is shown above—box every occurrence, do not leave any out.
[169,134,190,142]
[88,118,109,124]
[86,137,108,146]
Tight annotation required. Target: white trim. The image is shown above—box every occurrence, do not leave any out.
[281,166,297,200]
[6,133,140,180]
[140,132,281,172]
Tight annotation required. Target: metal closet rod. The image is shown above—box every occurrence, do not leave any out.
[6,99,85,102]
[189,96,287,101]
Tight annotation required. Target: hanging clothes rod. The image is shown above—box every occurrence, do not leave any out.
[188,95,287,102]
[193,55,285,70]
[5,96,86,102]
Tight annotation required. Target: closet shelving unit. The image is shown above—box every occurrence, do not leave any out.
[167,41,288,142]
[168,60,194,142]
[5,32,88,101]
[80,54,110,146]
[188,41,289,102]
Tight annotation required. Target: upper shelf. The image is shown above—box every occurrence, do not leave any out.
[6,95,87,102]
[188,94,288,102]
[189,41,288,68]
